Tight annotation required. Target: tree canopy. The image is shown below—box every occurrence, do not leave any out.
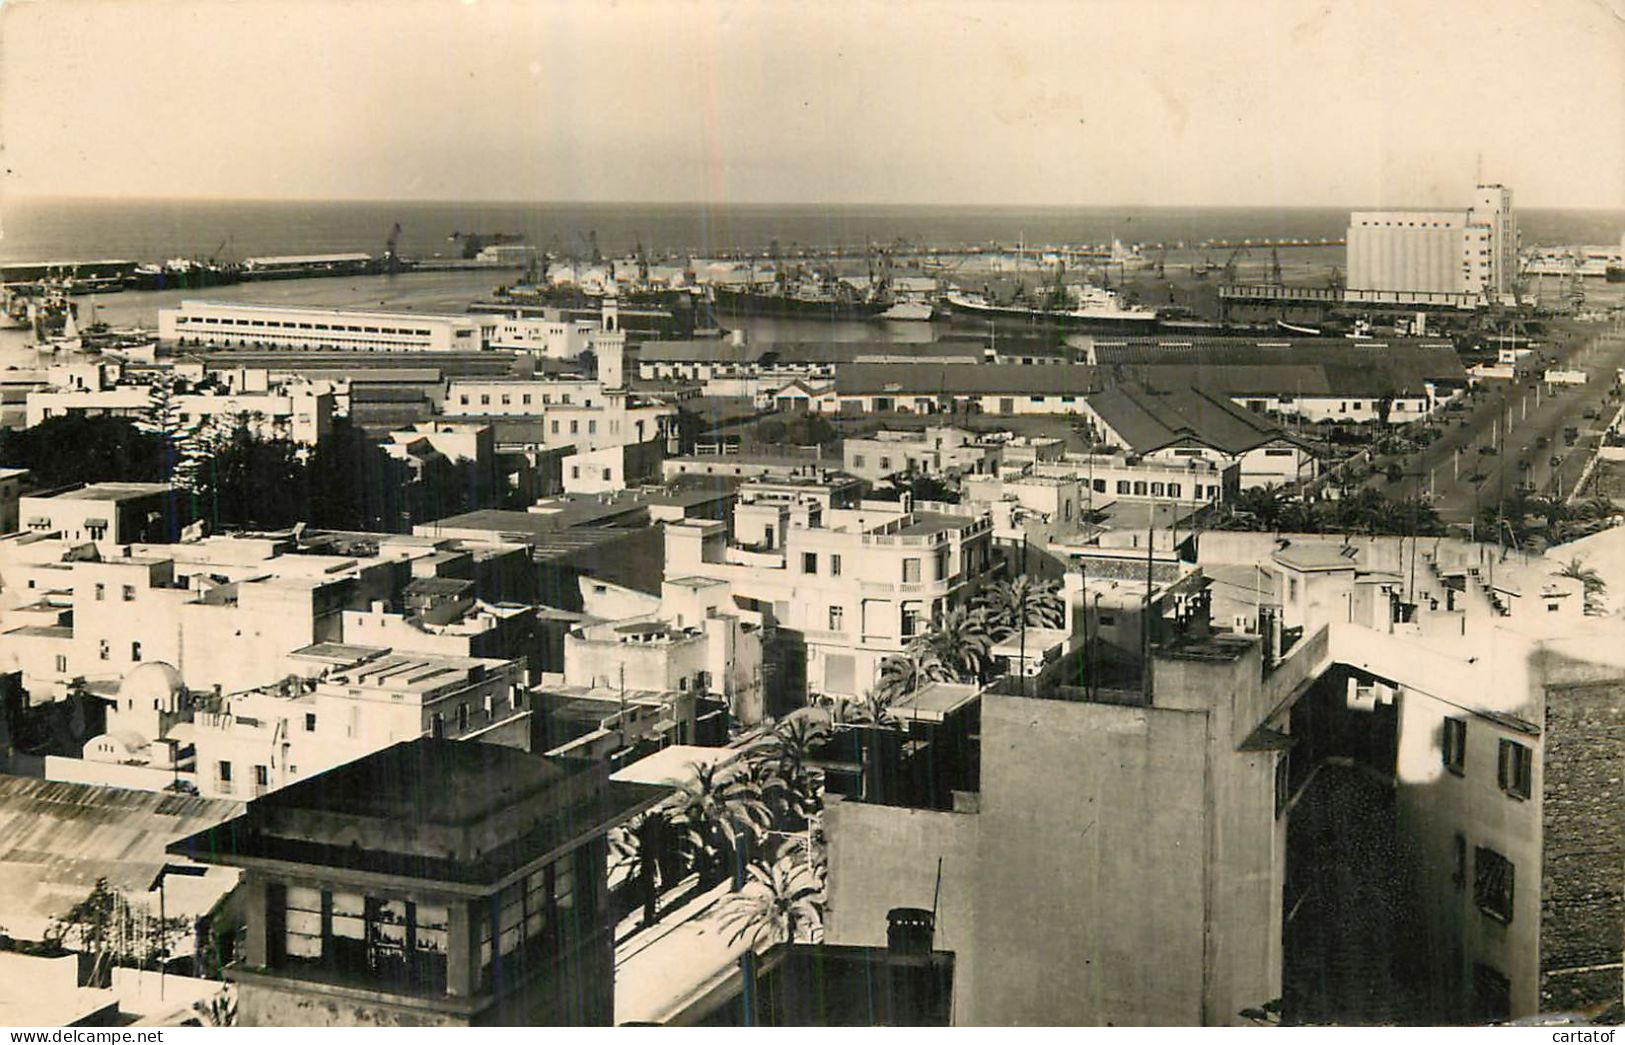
[0,415,166,488]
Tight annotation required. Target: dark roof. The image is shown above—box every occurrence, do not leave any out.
[0,776,240,931]
[834,363,1101,397]
[1086,383,1288,455]
[168,739,665,888]
[1087,337,1459,364]
[404,576,474,597]
[637,341,760,365]
[683,943,956,1027]
[638,340,987,367]
[1101,342,1468,399]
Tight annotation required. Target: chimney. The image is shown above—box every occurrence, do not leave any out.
[886,907,935,957]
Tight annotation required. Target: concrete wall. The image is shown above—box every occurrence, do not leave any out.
[823,797,980,1013]
[967,693,1209,1025]
[1537,674,1625,1014]
[44,755,195,791]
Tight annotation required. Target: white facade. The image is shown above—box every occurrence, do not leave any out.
[563,577,765,726]
[664,493,997,699]
[159,301,493,352]
[1346,184,1519,305]
[189,651,528,800]
[18,483,175,544]
[443,378,606,417]
[843,427,1000,483]
[27,382,334,446]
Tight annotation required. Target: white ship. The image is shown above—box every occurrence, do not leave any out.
[944,282,1160,332]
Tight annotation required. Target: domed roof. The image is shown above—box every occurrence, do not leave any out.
[118,662,184,705]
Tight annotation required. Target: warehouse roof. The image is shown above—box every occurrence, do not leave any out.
[1087,383,1292,455]
[834,363,1102,396]
[1096,341,1468,399]
[0,776,240,939]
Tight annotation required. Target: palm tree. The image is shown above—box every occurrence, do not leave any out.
[747,708,831,825]
[1228,484,1287,531]
[192,991,238,1028]
[714,849,825,950]
[676,761,771,887]
[978,576,1064,639]
[876,643,952,701]
[610,808,682,927]
[917,604,992,681]
[1555,556,1607,614]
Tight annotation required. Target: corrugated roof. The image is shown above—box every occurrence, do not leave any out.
[835,363,1101,396]
[1087,383,1288,455]
[1096,341,1467,399]
[0,776,240,935]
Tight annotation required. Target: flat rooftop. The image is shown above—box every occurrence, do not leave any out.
[169,739,666,886]
[175,299,477,324]
[890,511,979,537]
[28,482,172,502]
[327,652,499,692]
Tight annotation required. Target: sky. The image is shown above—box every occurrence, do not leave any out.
[1,0,1622,209]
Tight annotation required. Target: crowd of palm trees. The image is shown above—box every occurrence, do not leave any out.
[608,576,1068,949]
[1218,485,1446,538]
[874,576,1065,700]
[609,708,832,944]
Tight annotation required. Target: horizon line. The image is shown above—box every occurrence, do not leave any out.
[4,191,1621,213]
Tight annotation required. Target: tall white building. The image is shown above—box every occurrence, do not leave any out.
[159,301,494,352]
[1346,184,1519,306]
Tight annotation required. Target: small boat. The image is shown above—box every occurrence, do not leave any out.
[878,299,937,322]
[1277,319,1322,336]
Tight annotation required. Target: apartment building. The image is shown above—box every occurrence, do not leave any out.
[823,530,1623,1026]
[191,650,529,801]
[842,426,1001,484]
[18,482,180,545]
[26,372,336,446]
[170,739,664,1025]
[442,378,606,417]
[663,488,997,700]
[562,576,765,727]
[0,528,533,701]
[823,568,1306,1025]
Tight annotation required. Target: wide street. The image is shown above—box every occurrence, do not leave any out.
[1362,324,1625,526]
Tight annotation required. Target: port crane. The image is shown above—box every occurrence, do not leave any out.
[1268,248,1282,285]
[1221,246,1251,286]
[383,223,403,275]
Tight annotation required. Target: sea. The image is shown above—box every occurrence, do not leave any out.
[1,196,1621,368]
[3,197,1622,264]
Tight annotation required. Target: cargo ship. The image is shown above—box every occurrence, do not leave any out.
[126,258,243,291]
[711,279,886,320]
[944,282,1160,333]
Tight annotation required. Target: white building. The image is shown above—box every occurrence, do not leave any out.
[1346,184,1519,306]
[191,649,528,801]
[443,377,606,417]
[842,426,1001,484]
[18,482,177,545]
[663,488,998,700]
[26,375,335,446]
[562,576,765,726]
[159,301,494,352]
